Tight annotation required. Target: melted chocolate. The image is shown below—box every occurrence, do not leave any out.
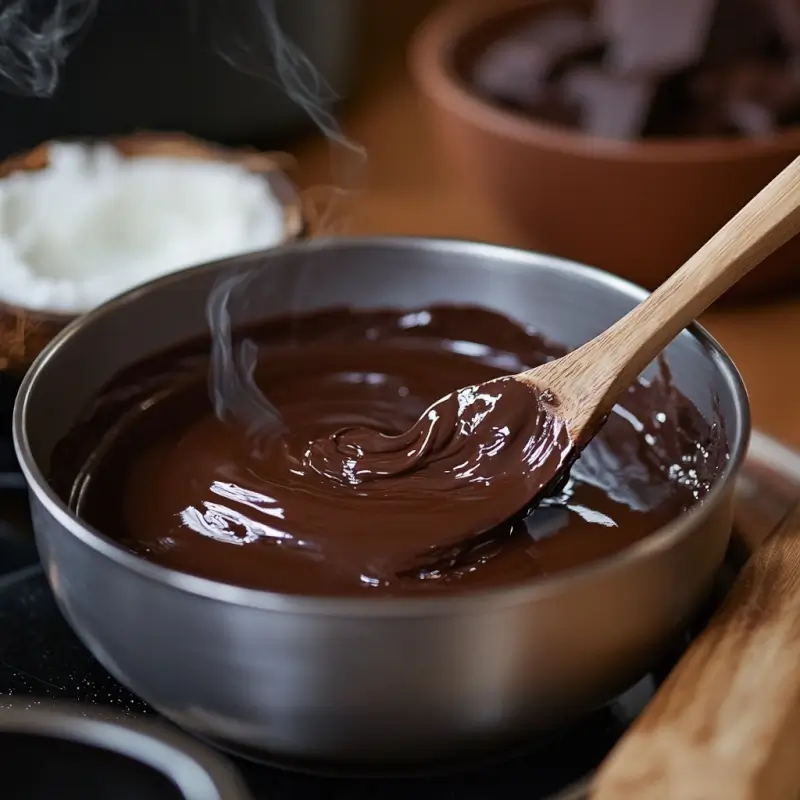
[52,306,726,597]
[304,375,575,569]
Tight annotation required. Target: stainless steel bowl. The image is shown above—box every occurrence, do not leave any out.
[13,237,750,766]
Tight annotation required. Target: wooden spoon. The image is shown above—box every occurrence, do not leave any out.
[414,153,800,558]
[518,155,800,446]
[590,497,800,799]
[319,156,800,573]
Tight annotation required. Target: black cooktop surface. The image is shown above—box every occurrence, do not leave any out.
[0,373,23,492]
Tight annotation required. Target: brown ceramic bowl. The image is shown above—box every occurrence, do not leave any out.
[409,0,800,303]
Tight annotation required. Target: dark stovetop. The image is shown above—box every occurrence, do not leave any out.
[0,373,24,492]
[0,374,707,799]
[0,565,675,800]
[0,374,37,575]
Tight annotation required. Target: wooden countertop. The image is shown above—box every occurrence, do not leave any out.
[293,0,800,449]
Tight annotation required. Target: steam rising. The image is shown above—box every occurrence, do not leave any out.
[207,0,365,168]
[204,0,365,436]
[206,271,284,438]
[0,0,97,97]
[0,0,363,436]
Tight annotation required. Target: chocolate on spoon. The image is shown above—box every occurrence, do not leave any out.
[308,155,800,569]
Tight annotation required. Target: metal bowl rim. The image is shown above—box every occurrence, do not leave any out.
[0,700,251,799]
[13,235,751,617]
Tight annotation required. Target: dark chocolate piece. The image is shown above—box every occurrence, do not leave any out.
[473,0,800,140]
[473,9,601,109]
[599,0,717,77]
[692,61,800,134]
[728,100,775,135]
[562,66,654,138]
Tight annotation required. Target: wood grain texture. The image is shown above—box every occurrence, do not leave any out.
[519,156,800,442]
[591,500,800,800]
[732,459,800,562]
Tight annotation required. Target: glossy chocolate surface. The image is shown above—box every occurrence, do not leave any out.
[53,305,726,597]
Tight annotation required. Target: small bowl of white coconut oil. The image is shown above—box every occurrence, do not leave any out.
[0,132,304,373]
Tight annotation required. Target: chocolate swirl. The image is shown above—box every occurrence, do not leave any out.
[304,377,575,554]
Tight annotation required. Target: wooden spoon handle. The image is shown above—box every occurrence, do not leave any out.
[553,156,800,433]
[591,500,800,800]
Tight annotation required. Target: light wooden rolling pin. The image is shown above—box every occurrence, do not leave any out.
[590,500,800,799]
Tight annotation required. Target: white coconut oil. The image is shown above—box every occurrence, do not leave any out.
[0,142,289,314]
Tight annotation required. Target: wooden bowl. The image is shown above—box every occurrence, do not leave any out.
[0,132,305,375]
[409,0,800,304]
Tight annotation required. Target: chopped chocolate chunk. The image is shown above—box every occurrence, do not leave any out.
[728,100,775,135]
[599,0,717,77]
[473,37,555,109]
[472,0,800,140]
[516,9,602,54]
[562,66,654,138]
[692,60,800,133]
[473,9,602,109]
